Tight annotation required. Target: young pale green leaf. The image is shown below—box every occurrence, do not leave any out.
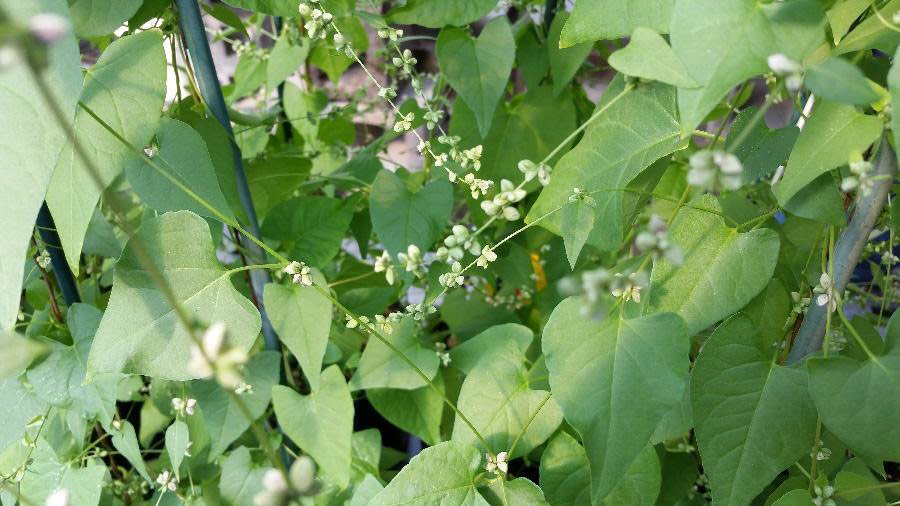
[448,85,577,183]
[27,304,118,425]
[273,366,354,489]
[0,331,45,380]
[47,30,167,276]
[770,489,814,506]
[561,199,595,269]
[725,107,799,183]
[87,211,261,380]
[246,156,312,218]
[452,341,563,458]
[0,0,81,331]
[527,77,683,251]
[0,375,48,454]
[826,0,870,44]
[126,118,234,220]
[349,317,440,391]
[835,0,900,55]
[608,28,698,89]
[542,298,689,502]
[367,373,444,446]
[350,474,385,506]
[109,420,151,481]
[283,84,325,144]
[264,279,332,391]
[772,101,882,205]
[480,477,549,505]
[805,57,880,106]
[18,440,106,506]
[781,174,846,227]
[559,0,674,47]
[548,12,593,96]
[190,351,281,461]
[350,429,383,485]
[369,170,453,256]
[691,314,817,506]
[539,431,591,505]
[649,195,780,335]
[449,323,533,375]
[807,343,900,464]
[437,17,515,137]
[267,36,309,89]
[671,0,824,135]
[69,0,143,36]
[220,447,266,506]
[262,195,356,268]
[369,441,489,506]
[165,420,190,477]
[389,0,497,28]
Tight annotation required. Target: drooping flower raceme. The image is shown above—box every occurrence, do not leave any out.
[813,272,838,312]
[687,150,744,193]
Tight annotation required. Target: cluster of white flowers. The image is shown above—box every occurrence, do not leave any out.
[439,262,465,288]
[568,187,596,207]
[634,215,683,264]
[813,272,838,312]
[230,39,268,60]
[767,53,803,92]
[283,261,312,286]
[36,249,51,269]
[253,456,319,506]
[171,397,196,417]
[518,159,552,186]
[392,48,417,76]
[485,285,533,310]
[397,245,425,276]
[460,173,493,199]
[332,32,353,58]
[437,225,481,263]
[156,470,178,492]
[393,111,414,132]
[346,312,403,335]
[475,245,498,268]
[812,483,836,506]
[374,251,396,285]
[611,272,647,303]
[298,0,334,40]
[687,150,744,193]
[481,179,526,220]
[484,451,508,474]
[406,303,437,321]
[840,159,874,195]
[234,382,254,395]
[434,342,451,366]
[187,322,248,388]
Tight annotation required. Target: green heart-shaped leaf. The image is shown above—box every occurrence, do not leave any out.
[609,28,698,88]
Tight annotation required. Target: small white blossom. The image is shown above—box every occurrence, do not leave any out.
[171,397,197,416]
[111,419,123,431]
[187,322,249,388]
[284,261,313,286]
[392,48,417,74]
[374,251,396,285]
[770,165,785,186]
[377,27,403,42]
[634,215,683,264]
[518,159,552,186]
[345,314,369,330]
[460,145,483,171]
[568,187,596,207]
[156,470,178,492]
[485,452,508,474]
[234,382,254,395]
[397,244,424,275]
[688,150,744,193]
[263,469,288,493]
[439,262,465,288]
[378,86,397,100]
[611,272,647,303]
[374,314,393,334]
[463,173,493,199]
[29,13,69,44]
[36,249,51,269]
[813,484,835,506]
[393,111,414,132]
[406,303,436,321]
[813,272,838,312]
[476,245,497,268]
[423,109,444,130]
[434,342,451,366]
[45,489,69,506]
[841,159,874,196]
[767,53,801,75]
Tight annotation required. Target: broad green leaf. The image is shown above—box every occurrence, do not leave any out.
[827,0,871,44]
[0,331,45,379]
[27,304,117,425]
[109,420,150,481]
[608,28,698,89]
[692,315,817,506]
[539,431,591,505]
[481,477,549,505]
[267,36,309,89]
[351,474,385,506]
[601,444,661,506]
[367,373,445,446]
[261,195,356,268]
[548,12,593,96]
[782,174,847,226]
[805,58,880,106]
[202,3,249,35]
[559,0,674,47]
[369,170,453,256]
[770,489,813,506]
[772,101,882,205]
[283,84,325,145]
[273,366,353,488]
[835,0,900,55]
[671,0,824,135]
[0,375,48,454]
[650,195,780,335]
[742,278,792,348]
[452,341,563,458]
[369,441,489,506]
[228,53,267,103]
[221,0,299,17]
[527,77,683,251]
[47,30,167,276]
[190,351,280,460]
[437,18,515,136]
[220,447,265,506]
[448,85,577,183]
[561,199,595,269]
[127,118,234,219]
[833,458,886,505]
[542,298,689,502]
[725,107,799,183]
[0,0,81,332]
[449,323,533,375]
[264,278,332,391]
[165,420,190,476]
[517,25,550,90]
[18,440,106,506]
[807,344,900,463]
[350,429,382,484]
[87,211,261,380]
[246,155,312,218]
[890,46,900,157]
[349,317,440,390]
[69,0,143,36]
[389,0,497,29]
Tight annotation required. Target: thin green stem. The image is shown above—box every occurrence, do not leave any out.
[506,391,552,459]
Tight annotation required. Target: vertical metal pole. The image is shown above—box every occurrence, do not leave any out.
[36,202,81,306]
